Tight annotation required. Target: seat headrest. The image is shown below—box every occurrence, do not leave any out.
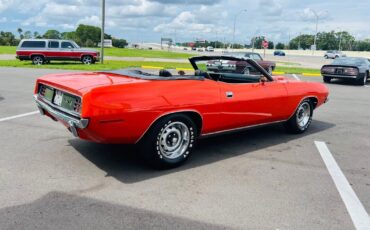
[159,69,172,77]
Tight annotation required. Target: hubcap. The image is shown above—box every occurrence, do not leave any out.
[83,57,92,64]
[34,57,43,65]
[296,102,311,128]
[158,121,190,159]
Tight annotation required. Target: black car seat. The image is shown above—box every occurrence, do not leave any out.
[159,69,172,77]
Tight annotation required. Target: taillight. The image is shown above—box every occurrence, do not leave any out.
[74,99,82,113]
[344,68,358,75]
[321,67,335,74]
[39,84,46,96]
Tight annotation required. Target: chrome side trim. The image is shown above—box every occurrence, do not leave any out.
[35,95,89,137]
[201,120,286,137]
[134,109,204,144]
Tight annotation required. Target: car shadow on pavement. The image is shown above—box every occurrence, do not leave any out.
[69,120,334,184]
[0,192,229,230]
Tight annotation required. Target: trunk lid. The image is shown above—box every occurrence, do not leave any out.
[37,72,147,94]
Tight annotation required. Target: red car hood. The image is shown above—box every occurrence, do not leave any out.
[36,72,146,94]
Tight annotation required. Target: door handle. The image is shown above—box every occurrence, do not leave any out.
[226,91,233,98]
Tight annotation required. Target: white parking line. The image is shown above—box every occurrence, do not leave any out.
[0,111,39,122]
[315,141,370,230]
[292,74,301,80]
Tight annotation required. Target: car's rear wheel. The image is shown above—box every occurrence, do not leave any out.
[285,99,313,134]
[138,114,197,169]
[81,55,93,65]
[32,56,44,65]
[323,76,331,83]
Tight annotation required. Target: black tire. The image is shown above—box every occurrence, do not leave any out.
[32,55,44,65]
[356,74,367,86]
[267,66,273,74]
[138,114,198,169]
[323,76,331,83]
[285,99,313,134]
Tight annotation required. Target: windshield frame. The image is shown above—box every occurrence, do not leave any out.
[188,56,273,81]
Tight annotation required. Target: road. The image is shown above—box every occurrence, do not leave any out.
[0,68,369,229]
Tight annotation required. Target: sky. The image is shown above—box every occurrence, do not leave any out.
[0,0,369,44]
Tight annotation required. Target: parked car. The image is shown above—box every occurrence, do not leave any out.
[34,55,329,168]
[197,47,204,52]
[206,46,214,52]
[324,50,346,59]
[16,39,100,65]
[274,50,286,56]
[191,47,197,51]
[321,57,369,85]
[226,52,276,74]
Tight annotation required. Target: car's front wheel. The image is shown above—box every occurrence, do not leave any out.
[285,99,313,134]
[267,66,273,74]
[356,73,368,86]
[32,55,44,65]
[138,114,197,168]
[81,55,94,65]
[323,76,331,83]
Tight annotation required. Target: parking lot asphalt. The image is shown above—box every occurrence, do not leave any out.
[0,67,369,230]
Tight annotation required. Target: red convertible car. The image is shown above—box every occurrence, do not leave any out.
[34,56,329,168]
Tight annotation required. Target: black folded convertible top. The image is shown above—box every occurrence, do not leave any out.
[102,69,204,81]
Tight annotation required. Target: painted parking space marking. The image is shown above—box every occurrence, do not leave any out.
[315,141,370,230]
[0,111,39,122]
[292,74,300,80]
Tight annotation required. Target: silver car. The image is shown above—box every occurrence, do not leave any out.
[324,50,346,59]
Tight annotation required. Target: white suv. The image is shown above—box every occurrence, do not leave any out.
[324,50,346,59]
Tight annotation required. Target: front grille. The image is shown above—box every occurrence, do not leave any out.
[38,84,82,116]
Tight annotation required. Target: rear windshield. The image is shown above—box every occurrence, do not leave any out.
[21,41,46,48]
[332,58,365,65]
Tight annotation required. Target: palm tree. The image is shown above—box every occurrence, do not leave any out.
[17,28,23,39]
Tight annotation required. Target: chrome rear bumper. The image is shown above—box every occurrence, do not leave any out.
[34,95,89,137]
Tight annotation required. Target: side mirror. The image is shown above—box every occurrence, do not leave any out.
[68,46,73,49]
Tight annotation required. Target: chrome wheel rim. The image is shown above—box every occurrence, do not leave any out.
[364,76,367,85]
[82,56,92,64]
[158,121,190,159]
[33,57,43,65]
[296,102,311,128]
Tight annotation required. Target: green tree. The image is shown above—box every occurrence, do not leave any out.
[268,41,274,49]
[0,31,18,45]
[112,38,128,48]
[24,31,32,39]
[33,31,41,39]
[43,30,61,39]
[17,28,23,39]
[275,42,285,49]
[289,34,314,50]
[251,36,265,49]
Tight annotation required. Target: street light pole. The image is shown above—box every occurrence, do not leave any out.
[232,9,247,51]
[309,9,319,54]
[100,0,105,64]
